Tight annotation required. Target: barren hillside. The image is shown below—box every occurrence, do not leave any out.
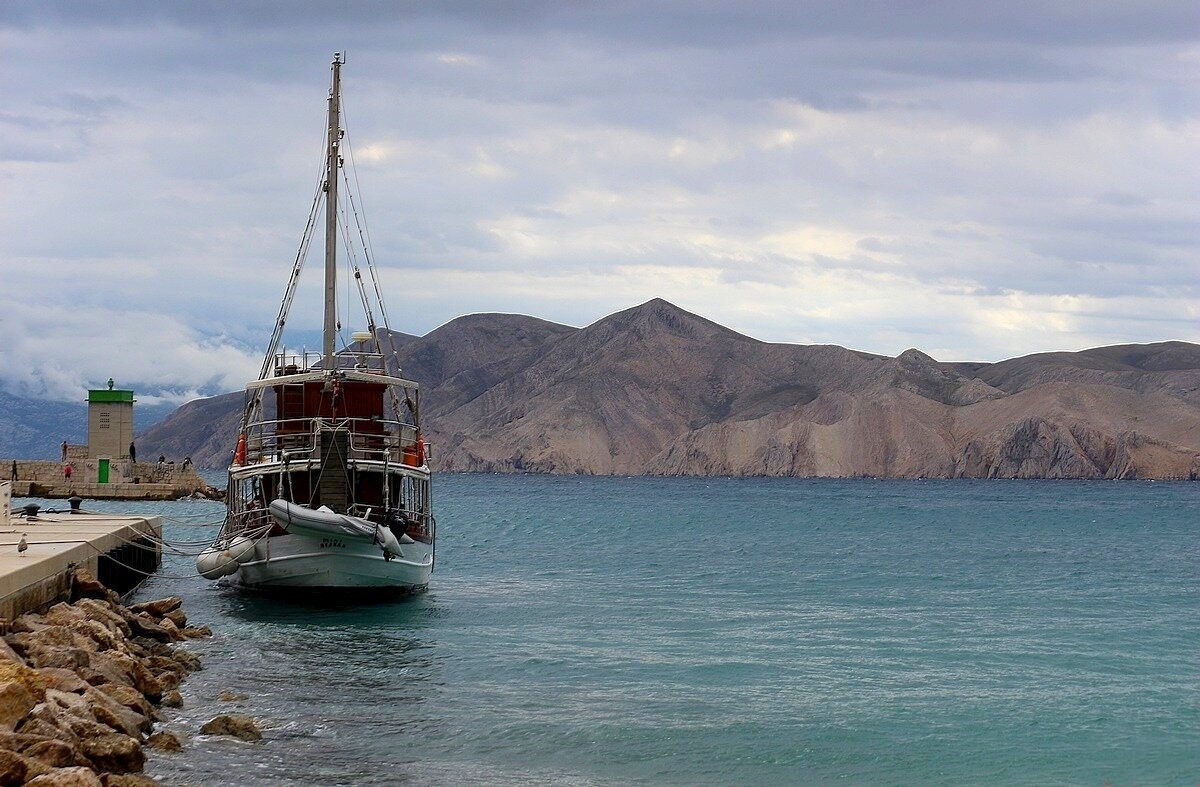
[138,300,1200,479]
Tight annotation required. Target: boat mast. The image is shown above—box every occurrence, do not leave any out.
[323,53,343,371]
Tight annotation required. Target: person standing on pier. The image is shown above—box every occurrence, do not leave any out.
[129,442,137,464]
[64,463,73,482]
[61,440,68,462]
[9,461,16,482]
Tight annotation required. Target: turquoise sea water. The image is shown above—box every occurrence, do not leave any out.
[26,476,1199,785]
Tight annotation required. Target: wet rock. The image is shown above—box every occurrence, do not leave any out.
[145,669,177,694]
[27,765,104,786]
[0,681,35,731]
[158,691,182,709]
[156,618,181,642]
[79,733,144,774]
[115,613,170,645]
[99,773,158,786]
[200,714,262,742]
[169,651,201,674]
[179,626,212,640]
[144,731,181,753]
[127,599,181,620]
[161,611,186,630]
[216,691,246,702]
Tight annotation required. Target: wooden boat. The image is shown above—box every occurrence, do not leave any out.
[197,54,435,592]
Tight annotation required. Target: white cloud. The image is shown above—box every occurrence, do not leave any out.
[0,3,1196,403]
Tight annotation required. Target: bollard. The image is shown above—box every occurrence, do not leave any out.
[68,496,84,513]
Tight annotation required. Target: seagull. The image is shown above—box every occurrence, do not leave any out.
[17,534,27,557]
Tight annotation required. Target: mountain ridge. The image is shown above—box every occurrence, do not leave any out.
[13,299,1196,479]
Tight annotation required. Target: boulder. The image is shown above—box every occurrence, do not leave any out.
[200,714,262,742]
[0,640,25,666]
[0,680,35,731]
[94,686,151,719]
[115,613,170,645]
[74,602,131,639]
[12,614,48,634]
[18,718,79,747]
[0,748,27,786]
[146,669,177,693]
[145,730,182,753]
[0,659,48,702]
[70,569,120,606]
[44,689,92,719]
[84,653,133,691]
[80,734,144,774]
[157,619,181,642]
[38,669,90,694]
[179,626,212,640]
[68,621,123,654]
[99,774,159,786]
[82,689,150,738]
[27,703,111,744]
[0,731,55,753]
[23,738,85,768]
[159,691,182,709]
[28,647,92,672]
[127,599,181,620]
[26,766,103,786]
[216,691,246,702]
[169,651,201,674]
[43,605,86,628]
[161,611,186,629]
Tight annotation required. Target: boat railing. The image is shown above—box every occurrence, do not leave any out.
[240,417,426,467]
[272,350,392,376]
[227,504,274,539]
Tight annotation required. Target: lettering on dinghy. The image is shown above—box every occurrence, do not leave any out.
[319,538,347,549]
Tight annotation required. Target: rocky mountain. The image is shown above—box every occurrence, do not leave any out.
[0,389,174,460]
[135,300,1200,479]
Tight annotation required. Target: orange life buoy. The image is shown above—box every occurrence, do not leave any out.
[416,436,426,466]
[233,434,247,466]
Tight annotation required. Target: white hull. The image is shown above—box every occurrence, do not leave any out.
[233,533,433,590]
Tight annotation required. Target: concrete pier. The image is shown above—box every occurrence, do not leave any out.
[0,505,162,620]
[3,456,212,501]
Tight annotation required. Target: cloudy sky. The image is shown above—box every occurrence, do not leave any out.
[2,1,1197,404]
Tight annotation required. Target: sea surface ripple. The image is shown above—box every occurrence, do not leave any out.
[29,476,1198,785]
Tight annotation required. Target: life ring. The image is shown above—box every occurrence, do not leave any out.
[233,433,247,466]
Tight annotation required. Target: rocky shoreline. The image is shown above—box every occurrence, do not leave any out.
[0,568,245,786]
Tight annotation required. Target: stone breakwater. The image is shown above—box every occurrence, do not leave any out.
[0,568,222,786]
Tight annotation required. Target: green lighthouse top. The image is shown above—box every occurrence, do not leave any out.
[88,380,134,404]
